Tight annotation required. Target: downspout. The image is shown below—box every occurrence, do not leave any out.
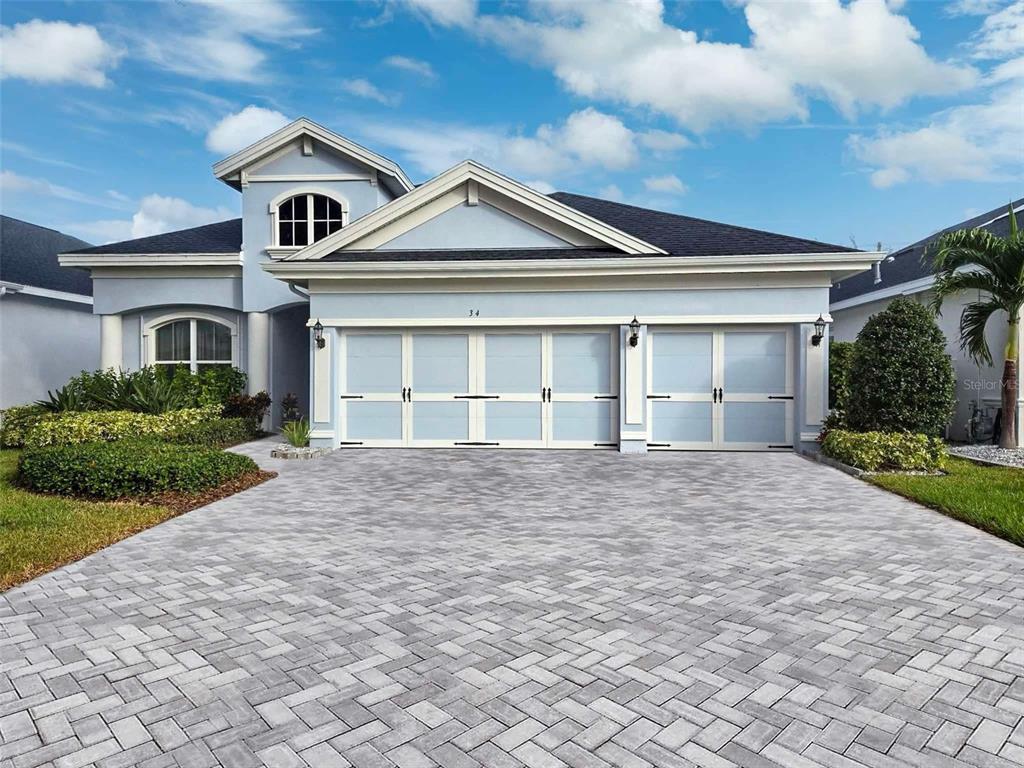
[288,283,310,301]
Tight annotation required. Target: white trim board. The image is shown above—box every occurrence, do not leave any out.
[830,274,935,311]
[0,281,93,305]
[307,314,832,328]
[283,161,668,260]
[212,118,414,193]
[60,253,243,268]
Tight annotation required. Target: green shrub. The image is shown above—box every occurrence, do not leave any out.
[24,407,220,449]
[0,405,49,448]
[36,366,247,414]
[165,417,256,447]
[281,417,310,448]
[821,429,948,472]
[847,297,956,437]
[223,391,271,426]
[18,440,258,499]
[280,392,301,424]
[829,340,855,412]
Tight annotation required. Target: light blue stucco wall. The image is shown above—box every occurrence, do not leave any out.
[241,142,395,312]
[92,277,242,315]
[310,286,828,321]
[0,295,100,408]
[378,202,571,251]
[117,306,245,372]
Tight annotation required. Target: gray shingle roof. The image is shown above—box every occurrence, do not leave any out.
[550,192,858,257]
[66,219,242,255]
[830,198,1024,304]
[0,216,94,295]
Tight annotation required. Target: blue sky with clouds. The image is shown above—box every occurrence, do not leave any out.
[1,0,1021,250]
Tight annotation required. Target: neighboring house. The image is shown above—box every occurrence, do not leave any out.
[60,118,880,451]
[0,216,99,409]
[831,200,1024,447]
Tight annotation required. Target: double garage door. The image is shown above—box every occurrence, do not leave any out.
[336,326,793,450]
[338,329,618,448]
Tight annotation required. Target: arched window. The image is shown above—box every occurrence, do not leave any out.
[155,318,233,374]
[277,193,344,247]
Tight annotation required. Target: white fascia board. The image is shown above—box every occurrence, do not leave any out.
[211,118,414,192]
[0,280,93,305]
[829,274,937,312]
[305,313,833,328]
[59,252,243,268]
[265,250,883,282]
[284,161,668,260]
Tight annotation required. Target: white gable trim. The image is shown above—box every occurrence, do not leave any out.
[0,281,93,305]
[283,161,666,260]
[830,275,936,312]
[212,118,414,193]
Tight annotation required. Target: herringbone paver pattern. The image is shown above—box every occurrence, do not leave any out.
[2,450,1022,768]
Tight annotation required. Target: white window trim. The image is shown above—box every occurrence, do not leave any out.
[267,188,349,257]
[143,311,240,371]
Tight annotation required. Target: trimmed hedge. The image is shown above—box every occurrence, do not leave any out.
[18,440,258,499]
[0,404,48,448]
[165,417,256,448]
[23,407,220,449]
[828,340,855,412]
[821,429,947,472]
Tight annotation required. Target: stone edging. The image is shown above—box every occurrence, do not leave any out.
[798,447,865,478]
[270,445,333,460]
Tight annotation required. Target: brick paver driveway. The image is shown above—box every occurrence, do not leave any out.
[2,450,1023,768]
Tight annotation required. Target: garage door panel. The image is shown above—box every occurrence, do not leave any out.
[552,401,613,443]
[484,334,542,394]
[412,334,469,393]
[347,334,402,392]
[723,331,787,394]
[723,402,788,445]
[652,401,713,444]
[652,332,714,394]
[412,401,469,442]
[552,333,611,393]
[485,402,543,442]
[347,401,403,441]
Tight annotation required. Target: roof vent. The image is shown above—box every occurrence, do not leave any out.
[873,241,884,284]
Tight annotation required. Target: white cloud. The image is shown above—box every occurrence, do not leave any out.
[401,0,477,28]
[129,194,235,238]
[459,0,976,132]
[524,179,557,194]
[972,0,1024,58]
[205,106,291,155]
[341,78,400,106]
[1,141,90,172]
[639,130,693,152]
[847,82,1024,186]
[186,0,318,40]
[361,108,655,179]
[138,30,267,83]
[946,0,1011,15]
[383,55,437,80]
[0,20,119,87]
[0,170,130,211]
[598,184,624,202]
[643,174,688,194]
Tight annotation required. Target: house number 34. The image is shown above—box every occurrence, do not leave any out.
[468,309,480,316]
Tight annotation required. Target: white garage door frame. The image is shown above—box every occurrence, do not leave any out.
[646,325,794,451]
[337,327,618,448]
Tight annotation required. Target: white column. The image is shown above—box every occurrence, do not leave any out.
[99,314,122,370]
[246,311,270,396]
[618,323,648,454]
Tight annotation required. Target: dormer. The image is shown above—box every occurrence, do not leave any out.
[213,118,414,259]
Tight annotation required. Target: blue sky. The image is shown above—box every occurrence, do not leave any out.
[1,0,1021,251]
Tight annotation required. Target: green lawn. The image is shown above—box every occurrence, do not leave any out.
[0,449,177,590]
[869,457,1024,547]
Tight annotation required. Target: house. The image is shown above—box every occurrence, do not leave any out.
[1,216,99,409]
[59,118,880,452]
[831,200,1024,447]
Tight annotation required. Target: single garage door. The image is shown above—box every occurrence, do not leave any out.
[338,329,618,448]
[647,327,793,450]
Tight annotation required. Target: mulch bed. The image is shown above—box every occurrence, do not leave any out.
[148,470,277,513]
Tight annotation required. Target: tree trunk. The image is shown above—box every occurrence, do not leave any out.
[1000,320,1019,449]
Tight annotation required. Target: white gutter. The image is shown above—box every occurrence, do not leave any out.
[59,252,243,268]
[0,280,93,305]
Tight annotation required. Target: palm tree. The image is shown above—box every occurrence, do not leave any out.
[929,204,1023,449]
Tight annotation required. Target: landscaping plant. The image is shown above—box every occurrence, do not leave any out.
[281,392,301,424]
[928,204,1023,449]
[821,429,948,472]
[828,340,855,413]
[0,405,48,449]
[223,391,272,428]
[19,440,258,499]
[846,297,956,437]
[24,407,220,449]
[281,417,311,448]
[164,417,256,448]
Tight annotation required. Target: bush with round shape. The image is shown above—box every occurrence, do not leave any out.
[846,297,956,437]
[821,429,947,472]
[18,440,258,499]
[828,340,855,412]
[23,406,221,449]
[0,405,49,448]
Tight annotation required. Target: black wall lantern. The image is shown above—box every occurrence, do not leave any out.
[628,316,641,347]
[811,314,826,346]
[313,319,325,349]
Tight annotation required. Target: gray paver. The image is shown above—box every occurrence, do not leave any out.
[2,449,1023,768]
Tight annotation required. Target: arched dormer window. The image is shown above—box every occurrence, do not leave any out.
[275,192,346,247]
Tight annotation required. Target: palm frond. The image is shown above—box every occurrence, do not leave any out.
[928,229,1014,285]
[930,270,1009,314]
[957,298,1003,365]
